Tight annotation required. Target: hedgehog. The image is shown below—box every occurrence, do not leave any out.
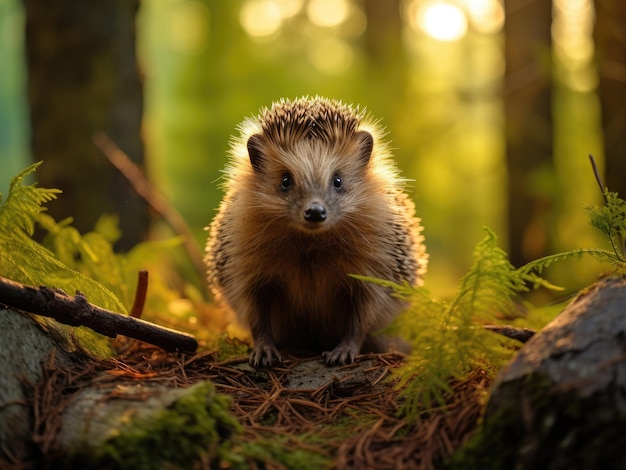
[204,96,427,368]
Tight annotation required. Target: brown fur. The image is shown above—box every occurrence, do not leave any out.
[205,97,427,367]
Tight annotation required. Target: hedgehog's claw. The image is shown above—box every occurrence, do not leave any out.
[323,344,358,366]
[249,343,282,369]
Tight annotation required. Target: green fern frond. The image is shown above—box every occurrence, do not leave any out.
[0,163,193,355]
[37,211,185,312]
[0,164,127,317]
[519,248,622,276]
[0,162,60,237]
[585,190,626,262]
[373,228,544,420]
[516,187,626,277]
[359,162,626,421]
[453,227,530,320]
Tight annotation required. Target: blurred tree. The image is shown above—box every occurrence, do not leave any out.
[362,0,406,104]
[594,0,626,198]
[22,0,148,250]
[361,0,412,171]
[504,0,553,267]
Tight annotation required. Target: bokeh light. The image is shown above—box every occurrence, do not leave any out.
[553,0,596,91]
[415,1,468,42]
[307,0,350,28]
[465,0,504,34]
[405,0,504,41]
[240,0,283,38]
[307,37,354,74]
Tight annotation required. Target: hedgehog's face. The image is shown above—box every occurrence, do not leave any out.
[246,131,374,234]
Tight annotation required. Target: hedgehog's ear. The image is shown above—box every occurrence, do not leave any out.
[247,134,266,172]
[355,131,374,166]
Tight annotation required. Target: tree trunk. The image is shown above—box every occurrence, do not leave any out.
[22,0,148,250]
[594,0,626,198]
[361,0,408,133]
[504,0,553,266]
[362,0,404,66]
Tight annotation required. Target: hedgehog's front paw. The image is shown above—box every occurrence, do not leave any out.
[249,342,282,369]
[323,344,358,366]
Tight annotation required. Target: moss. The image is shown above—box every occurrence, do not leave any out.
[68,381,244,469]
[447,370,626,469]
[212,334,250,362]
[446,372,553,469]
[238,438,332,470]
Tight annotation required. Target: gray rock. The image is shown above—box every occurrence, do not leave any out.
[454,277,626,469]
[0,309,75,459]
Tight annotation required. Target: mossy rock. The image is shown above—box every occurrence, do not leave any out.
[0,309,80,460]
[451,277,626,469]
[63,381,244,469]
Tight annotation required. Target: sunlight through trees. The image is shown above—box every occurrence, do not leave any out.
[0,0,621,297]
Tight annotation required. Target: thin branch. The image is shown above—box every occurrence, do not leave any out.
[0,275,197,353]
[589,154,626,261]
[93,132,208,294]
[589,154,608,203]
[130,270,148,318]
[483,324,536,344]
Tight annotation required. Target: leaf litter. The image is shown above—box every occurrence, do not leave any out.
[16,338,491,469]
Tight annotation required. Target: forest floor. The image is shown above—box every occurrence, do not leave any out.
[26,339,491,469]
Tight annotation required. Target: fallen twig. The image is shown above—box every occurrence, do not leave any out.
[484,324,536,343]
[0,275,197,353]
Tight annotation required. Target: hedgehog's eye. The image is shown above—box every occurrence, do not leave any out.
[280,173,292,191]
[332,174,342,189]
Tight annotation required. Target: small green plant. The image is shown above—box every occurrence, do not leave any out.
[521,156,626,276]
[359,156,626,420]
[0,162,126,314]
[0,162,199,354]
[584,154,626,264]
[587,189,626,263]
[356,227,561,419]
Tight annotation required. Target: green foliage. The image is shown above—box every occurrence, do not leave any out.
[520,189,626,276]
[0,163,195,355]
[0,162,193,315]
[361,228,558,419]
[585,190,626,263]
[0,162,127,315]
[372,187,626,421]
[452,228,558,318]
[213,334,252,362]
[518,248,621,276]
[0,161,60,235]
[237,437,332,470]
[37,210,186,315]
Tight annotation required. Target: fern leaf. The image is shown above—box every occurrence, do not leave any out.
[586,190,626,261]
[0,162,60,237]
[519,248,621,276]
[381,228,530,420]
[365,181,626,422]
[0,164,127,315]
[452,227,529,320]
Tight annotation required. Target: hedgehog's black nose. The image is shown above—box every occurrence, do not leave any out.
[304,202,327,223]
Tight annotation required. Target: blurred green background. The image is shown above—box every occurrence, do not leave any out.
[1,0,621,299]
